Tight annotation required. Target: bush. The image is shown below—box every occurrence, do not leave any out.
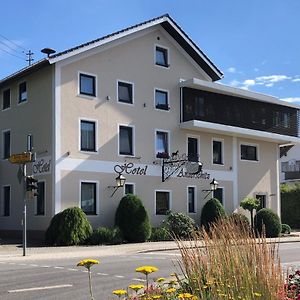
[281,224,291,234]
[200,198,226,229]
[115,194,151,243]
[45,207,92,246]
[166,211,195,239]
[254,208,281,238]
[150,227,171,241]
[229,213,251,230]
[281,183,300,228]
[89,227,123,245]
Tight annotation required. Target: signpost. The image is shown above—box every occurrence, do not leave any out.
[8,135,36,257]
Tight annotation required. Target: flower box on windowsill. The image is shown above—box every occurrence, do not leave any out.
[156,104,170,111]
[156,152,170,159]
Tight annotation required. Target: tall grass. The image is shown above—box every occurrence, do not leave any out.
[176,218,285,299]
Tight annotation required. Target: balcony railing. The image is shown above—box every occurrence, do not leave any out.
[181,87,300,138]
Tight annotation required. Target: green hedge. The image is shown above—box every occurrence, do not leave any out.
[281,183,300,228]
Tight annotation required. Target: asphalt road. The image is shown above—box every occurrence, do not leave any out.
[0,242,299,300]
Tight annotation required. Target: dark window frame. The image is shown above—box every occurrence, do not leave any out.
[188,186,196,213]
[256,194,266,211]
[36,181,45,216]
[3,185,10,216]
[80,120,96,152]
[81,182,97,215]
[155,191,170,215]
[79,73,96,97]
[213,187,224,205]
[155,46,169,67]
[124,183,134,195]
[155,89,169,110]
[3,130,11,159]
[2,89,10,110]
[241,144,258,161]
[187,137,198,162]
[119,125,134,156]
[118,81,133,104]
[213,140,223,165]
[19,82,27,103]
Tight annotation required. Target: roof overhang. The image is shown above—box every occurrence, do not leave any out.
[180,120,300,144]
[180,78,300,110]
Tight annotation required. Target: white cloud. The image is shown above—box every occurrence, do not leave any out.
[292,78,300,82]
[265,83,274,87]
[256,75,291,83]
[229,80,240,87]
[280,97,300,103]
[243,79,256,86]
[227,67,236,73]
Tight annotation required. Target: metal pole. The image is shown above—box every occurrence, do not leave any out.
[23,164,27,256]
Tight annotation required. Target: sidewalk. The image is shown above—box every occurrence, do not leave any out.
[1,233,300,261]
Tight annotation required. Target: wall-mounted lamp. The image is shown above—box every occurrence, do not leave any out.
[108,174,126,197]
[202,178,219,199]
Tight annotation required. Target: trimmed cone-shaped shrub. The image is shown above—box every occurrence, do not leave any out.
[166,211,195,239]
[115,194,151,242]
[45,207,92,246]
[200,198,226,229]
[254,208,281,238]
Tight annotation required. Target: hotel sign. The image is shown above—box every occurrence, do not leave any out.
[32,156,52,176]
[114,162,148,176]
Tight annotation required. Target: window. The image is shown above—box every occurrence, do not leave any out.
[155,46,168,67]
[2,89,10,110]
[119,125,133,156]
[19,82,27,103]
[155,90,169,110]
[241,144,258,161]
[155,191,170,215]
[188,137,198,162]
[124,183,134,195]
[79,73,96,97]
[213,140,223,164]
[118,81,133,104]
[2,186,10,216]
[81,182,97,215]
[156,131,169,158]
[36,182,45,215]
[188,186,196,213]
[256,194,266,211]
[2,130,10,159]
[80,120,96,152]
[213,188,224,205]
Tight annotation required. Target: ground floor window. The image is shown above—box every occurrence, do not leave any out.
[81,182,97,215]
[213,187,224,205]
[256,194,266,210]
[2,186,10,216]
[124,183,135,195]
[155,191,170,215]
[188,186,196,213]
[36,181,45,215]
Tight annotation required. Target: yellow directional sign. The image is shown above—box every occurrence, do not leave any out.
[8,152,32,164]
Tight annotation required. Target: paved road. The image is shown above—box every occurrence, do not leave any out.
[0,242,299,300]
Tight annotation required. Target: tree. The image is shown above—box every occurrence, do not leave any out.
[240,197,260,228]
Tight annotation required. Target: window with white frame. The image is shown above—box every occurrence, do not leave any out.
[80,120,96,152]
[118,81,133,104]
[241,144,258,161]
[188,186,196,213]
[36,181,45,215]
[2,89,10,110]
[155,191,170,215]
[79,73,96,97]
[119,125,134,156]
[156,131,169,158]
[2,130,10,159]
[2,186,10,216]
[155,46,168,67]
[81,182,97,215]
[213,140,223,164]
[124,183,134,195]
[213,187,224,205]
[19,82,27,103]
[155,89,169,110]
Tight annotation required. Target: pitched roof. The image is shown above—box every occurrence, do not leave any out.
[49,14,223,81]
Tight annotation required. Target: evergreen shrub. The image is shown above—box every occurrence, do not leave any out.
[150,227,171,241]
[230,213,251,230]
[200,198,226,229]
[281,224,291,234]
[45,207,92,246]
[166,211,195,239]
[115,194,151,243]
[89,227,123,245]
[254,208,281,238]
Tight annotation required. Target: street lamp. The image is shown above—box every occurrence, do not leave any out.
[108,174,126,197]
[202,178,219,199]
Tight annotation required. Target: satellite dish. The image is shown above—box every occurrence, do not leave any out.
[41,48,56,58]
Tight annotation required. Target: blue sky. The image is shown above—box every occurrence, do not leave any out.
[1,0,300,104]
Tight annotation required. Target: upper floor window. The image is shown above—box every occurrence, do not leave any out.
[2,89,10,110]
[155,89,169,110]
[118,81,133,104]
[79,73,96,97]
[119,125,134,156]
[156,130,169,158]
[241,144,258,161]
[2,130,10,159]
[187,137,199,162]
[155,46,168,67]
[19,82,27,103]
[213,140,223,165]
[80,120,96,152]
[81,182,97,215]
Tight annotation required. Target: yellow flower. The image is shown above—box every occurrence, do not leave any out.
[128,284,144,291]
[178,293,194,299]
[166,287,176,293]
[152,296,162,299]
[112,289,127,296]
[253,292,262,297]
[156,277,166,283]
[135,266,158,275]
[77,259,99,269]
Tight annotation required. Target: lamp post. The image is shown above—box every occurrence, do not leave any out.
[202,178,219,199]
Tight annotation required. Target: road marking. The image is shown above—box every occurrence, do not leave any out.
[8,262,16,265]
[67,268,78,271]
[54,266,64,269]
[114,275,124,278]
[132,278,146,282]
[8,284,73,293]
[97,272,108,276]
[29,264,39,267]
[18,263,27,266]
[41,265,51,268]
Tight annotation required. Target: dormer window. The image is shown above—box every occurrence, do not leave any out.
[155,46,168,67]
